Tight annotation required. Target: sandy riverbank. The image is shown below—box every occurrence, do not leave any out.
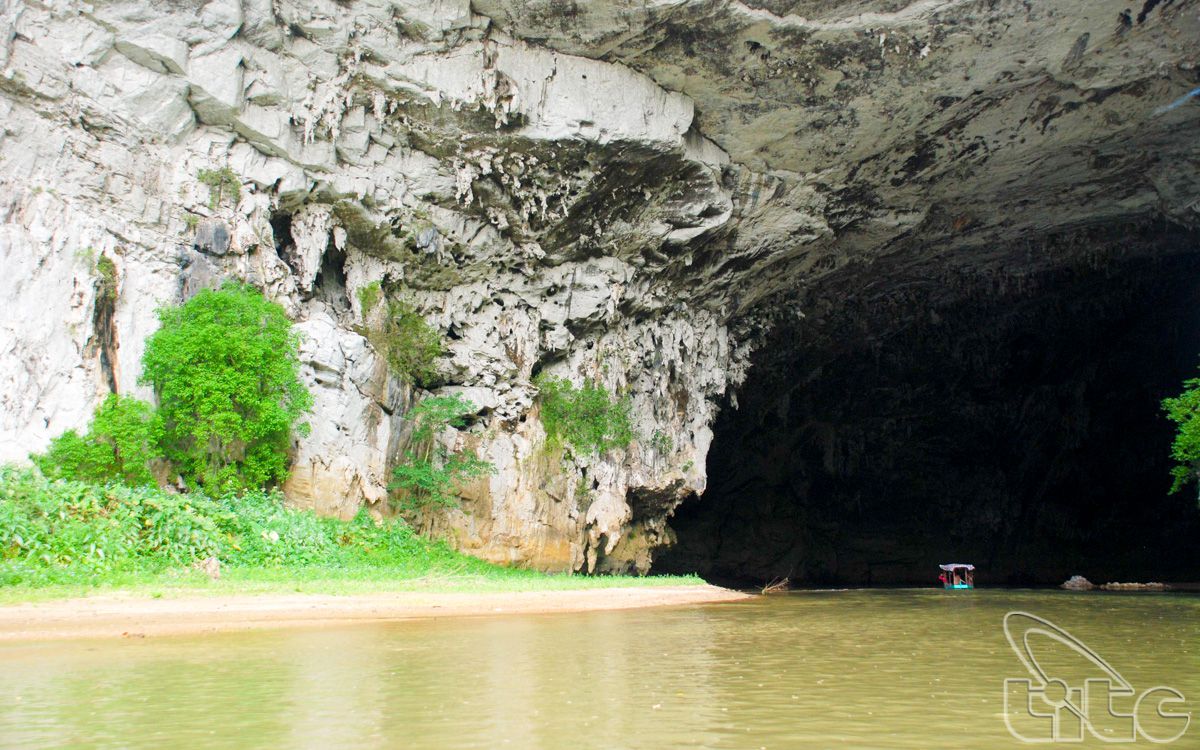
[0,585,749,640]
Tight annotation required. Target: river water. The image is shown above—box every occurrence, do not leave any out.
[1,589,1197,749]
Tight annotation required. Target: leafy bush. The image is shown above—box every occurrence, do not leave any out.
[0,467,438,587]
[390,394,493,511]
[650,429,673,455]
[362,297,443,388]
[32,394,161,487]
[140,283,312,494]
[196,166,241,209]
[534,374,633,455]
[95,254,118,303]
[1163,374,1200,497]
[356,280,382,315]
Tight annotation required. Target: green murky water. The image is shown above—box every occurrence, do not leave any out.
[1,590,1197,749]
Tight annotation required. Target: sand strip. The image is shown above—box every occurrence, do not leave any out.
[0,585,749,641]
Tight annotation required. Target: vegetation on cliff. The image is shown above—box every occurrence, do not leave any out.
[196,166,241,209]
[357,283,443,388]
[94,253,118,303]
[535,374,633,455]
[390,394,493,511]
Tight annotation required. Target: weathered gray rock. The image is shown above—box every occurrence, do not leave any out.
[178,247,223,299]
[193,220,231,256]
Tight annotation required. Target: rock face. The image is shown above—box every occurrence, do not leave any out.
[0,1,1197,574]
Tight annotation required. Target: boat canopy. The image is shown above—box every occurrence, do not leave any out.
[938,563,975,571]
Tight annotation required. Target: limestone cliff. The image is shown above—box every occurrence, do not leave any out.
[0,0,1196,573]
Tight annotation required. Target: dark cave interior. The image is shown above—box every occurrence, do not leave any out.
[658,224,1200,586]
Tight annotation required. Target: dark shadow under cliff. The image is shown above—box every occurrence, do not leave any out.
[658,224,1200,586]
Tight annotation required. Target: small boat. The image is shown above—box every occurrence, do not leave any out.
[938,563,975,589]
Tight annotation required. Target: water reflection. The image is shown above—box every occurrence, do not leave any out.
[1,590,1196,749]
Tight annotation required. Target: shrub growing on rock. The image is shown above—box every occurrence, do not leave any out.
[390,394,493,511]
[31,394,161,487]
[534,373,633,456]
[140,283,312,493]
[94,254,118,303]
[196,166,241,209]
[359,291,443,388]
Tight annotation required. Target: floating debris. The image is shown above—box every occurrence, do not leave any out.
[761,577,790,594]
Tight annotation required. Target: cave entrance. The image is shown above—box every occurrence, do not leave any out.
[657,226,1200,586]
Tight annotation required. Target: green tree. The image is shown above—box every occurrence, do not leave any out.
[390,394,493,511]
[32,394,161,487]
[140,283,312,493]
[1163,373,1200,499]
[196,167,241,209]
[534,373,633,456]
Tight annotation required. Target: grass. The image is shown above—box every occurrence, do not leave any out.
[0,467,701,604]
[0,568,702,605]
